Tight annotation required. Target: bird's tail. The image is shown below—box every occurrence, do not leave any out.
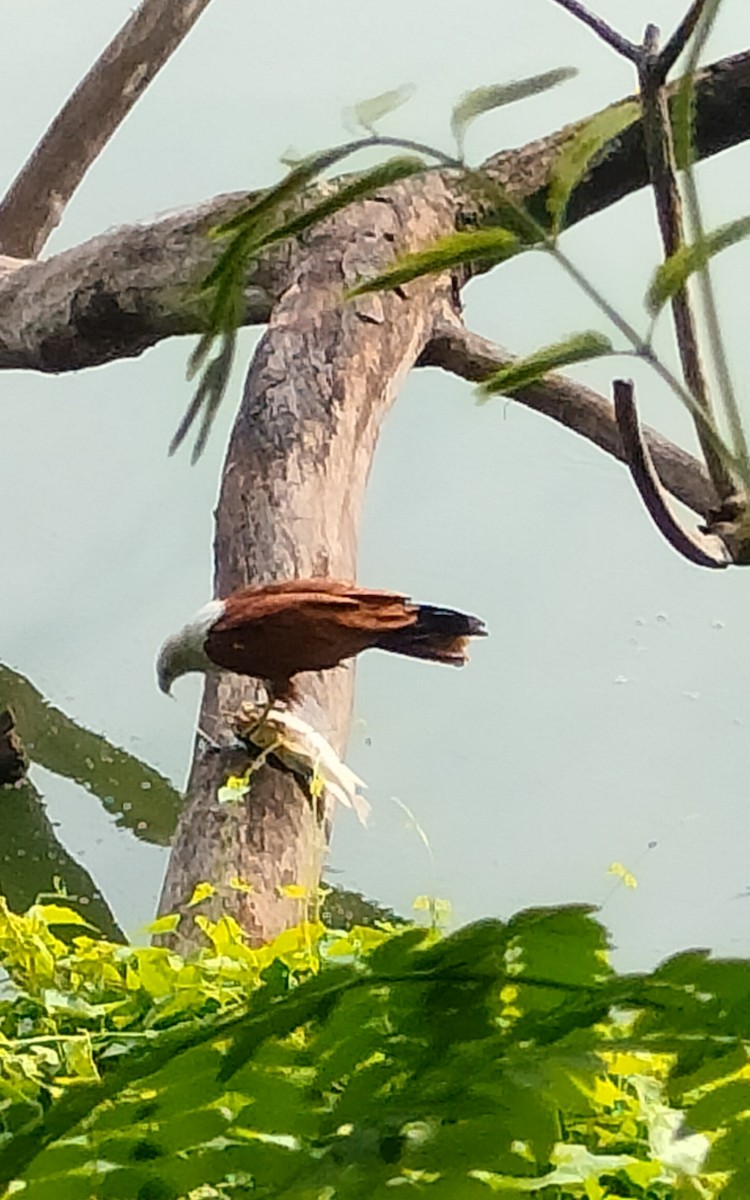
[376,604,487,666]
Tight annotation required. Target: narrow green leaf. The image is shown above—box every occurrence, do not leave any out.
[548,100,640,231]
[349,84,415,132]
[646,215,750,314]
[479,332,613,396]
[214,144,359,238]
[259,156,425,248]
[347,228,521,297]
[451,68,577,156]
[672,70,697,170]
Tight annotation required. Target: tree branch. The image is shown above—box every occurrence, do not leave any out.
[418,321,719,519]
[613,379,730,567]
[483,50,750,230]
[158,175,460,952]
[1,664,181,847]
[0,195,275,372]
[0,0,214,258]
[0,50,748,373]
[658,0,712,81]
[546,0,639,61]
[638,30,737,504]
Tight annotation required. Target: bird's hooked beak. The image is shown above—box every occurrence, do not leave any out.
[156,643,177,697]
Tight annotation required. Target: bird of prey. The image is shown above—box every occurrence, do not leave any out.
[157,578,487,704]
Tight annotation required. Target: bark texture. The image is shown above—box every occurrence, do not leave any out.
[1,51,748,373]
[158,176,459,949]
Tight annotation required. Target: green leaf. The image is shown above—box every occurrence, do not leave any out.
[145,913,181,936]
[451,68,577,156]
[646,216,750,314]
[688,1079,750,1132]
[257,156,425,249]
[348,84,415,132]
[188,882,217,908]
[347,228,521,296]
[214,144,358,238]
[478,332,613,396]
[27,904,95,929]
[548,100,640,231]
[672,69,697,170]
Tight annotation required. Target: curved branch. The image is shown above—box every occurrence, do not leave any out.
[613,378,730,567]
[0,0,215,258]
[418,321,719,519]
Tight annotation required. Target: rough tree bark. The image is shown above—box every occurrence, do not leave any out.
[157,176,459,947]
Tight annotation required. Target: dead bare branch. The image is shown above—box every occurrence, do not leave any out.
[0,0,214,259]
[613,378,731,567]
[0,50,747,374]
[0,196,275,372]
[658,0,712,81]
[545,0,639,61]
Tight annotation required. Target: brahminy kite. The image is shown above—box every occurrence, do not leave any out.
[156,578,487,703]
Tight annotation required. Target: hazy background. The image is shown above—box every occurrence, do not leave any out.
[2,0,750,968]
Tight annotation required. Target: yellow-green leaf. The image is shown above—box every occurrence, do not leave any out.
[29,905,95,929]
[348,228,520,297]
[188,882,217,907]
[145,913,181,935]
[478,331,613,396]
[451,69,577,156]
[257,156,425,250]
[646,216,750,314]
[229,876,254,894]
[349,84,416,133]
[213,144,358,240]
[608,862,638,889]
[61,1035,99,1083]
[548,101,640,231]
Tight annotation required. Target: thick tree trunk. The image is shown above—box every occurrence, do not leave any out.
[158,175,458,950]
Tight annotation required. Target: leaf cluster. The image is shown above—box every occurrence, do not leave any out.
[2,897,750,1197]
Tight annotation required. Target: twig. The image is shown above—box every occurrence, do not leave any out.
[613,380,731,567]
[637,26,737,506]
[674,1,749,479]
[0,0,215,259]
[546,0,639,61]
[657,0,713,81]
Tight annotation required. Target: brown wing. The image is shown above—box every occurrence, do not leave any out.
[205,579,418,687]
[215,578,410,625]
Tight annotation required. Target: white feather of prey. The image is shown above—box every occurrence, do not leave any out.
[230,702,370,825]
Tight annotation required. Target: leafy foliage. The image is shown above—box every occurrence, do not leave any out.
[547,100,640,232]
[173,149,427,462]
[346,85,416,134]
[478,332,614,397]
[646,216,750,314]
[451,69,578,158]
[2,896,750,1197]
[347,228,523,297]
